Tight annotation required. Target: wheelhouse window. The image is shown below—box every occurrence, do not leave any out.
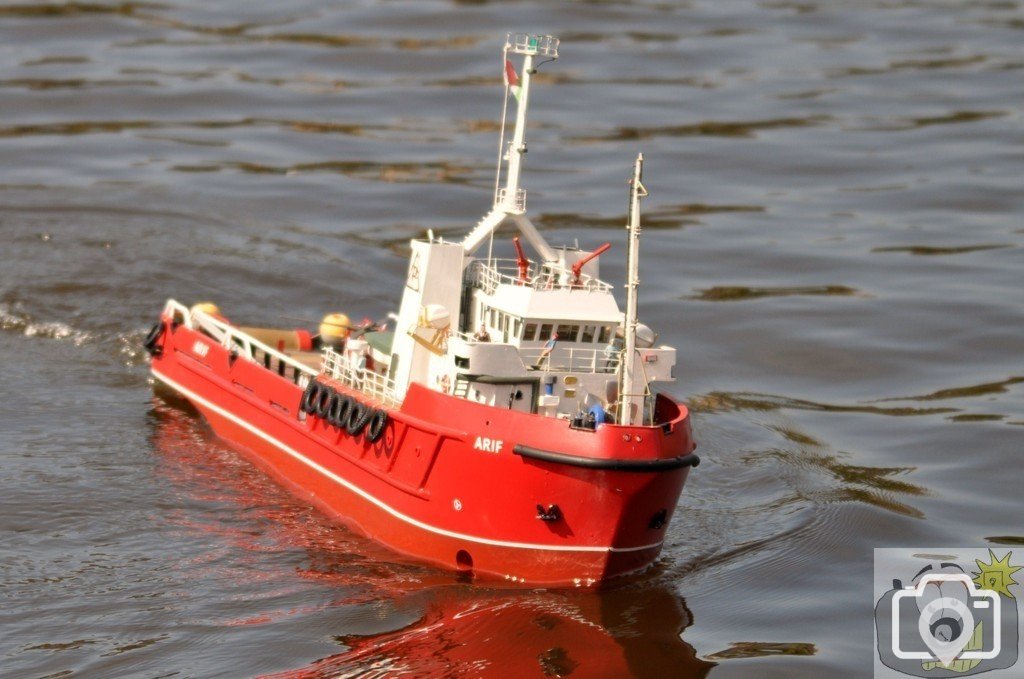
[554,324,579,342]
[598,325,613,344]
[523,323,537,341]
[581,325,595,343]
[540,323,553,340]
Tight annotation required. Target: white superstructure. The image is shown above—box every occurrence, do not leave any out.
[377,33,676,426]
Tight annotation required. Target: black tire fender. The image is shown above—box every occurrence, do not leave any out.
[315,386,334,419]
[346,402,372,436]
[329,393,352,428]
[365,409,388,443]
[323,391,341,425]
[143,322,165,356]
[300,380,321,414]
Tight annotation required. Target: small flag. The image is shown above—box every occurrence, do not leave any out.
[504,59,521,102]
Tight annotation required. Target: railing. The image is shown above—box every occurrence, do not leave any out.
[519,345,620,374]
[162,299,317,386]
[322,347,400,408]
[467,260,613,295]
[506,33,559,58]
[495,187,526,214]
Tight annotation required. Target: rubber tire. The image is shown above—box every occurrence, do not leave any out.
[143,322,165,356]
[346,402,372,436]
[329,394,352,428]
[323,391,341,426]
[315,386,334,419]
[300,381,321,414]
[365,409,388,443]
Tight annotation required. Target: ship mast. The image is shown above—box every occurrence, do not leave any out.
[619,153,648,426]
[462,33,558,262]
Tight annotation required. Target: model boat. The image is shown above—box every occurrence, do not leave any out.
[145,34,698,586]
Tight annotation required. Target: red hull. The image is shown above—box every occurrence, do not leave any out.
[148,316,695,586]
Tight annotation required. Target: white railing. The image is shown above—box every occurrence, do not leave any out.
[495,187,526,214]
[162,299,317,381]
[322,347,400,408]
[467,260,613,295]
[519,345,620,374]
[506,33,559,58]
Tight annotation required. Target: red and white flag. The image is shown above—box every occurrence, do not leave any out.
[504,59,521,101]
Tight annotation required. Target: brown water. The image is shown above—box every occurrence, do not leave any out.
[1,1,1022,677]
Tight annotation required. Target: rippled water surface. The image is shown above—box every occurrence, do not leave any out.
[1,1,1022,676]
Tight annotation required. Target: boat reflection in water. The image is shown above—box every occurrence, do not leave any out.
[300,583,715,678]
[148,398,714,678]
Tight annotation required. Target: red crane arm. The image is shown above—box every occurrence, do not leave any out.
[513,236,530,282]
[571,242,611,283]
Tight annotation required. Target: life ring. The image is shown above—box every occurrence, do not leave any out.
[329,394,352,428]
[315,386,334,419]
[365,409,388,443]
[346,401,372,436]
[300,381,321,414]
[143,322,165,356]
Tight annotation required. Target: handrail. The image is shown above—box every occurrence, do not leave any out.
[162,299,318,378]
[162,299,193,328]
[506,33,559,58]
[495,187,526,214]
[519,345,620,374]
[322,347,401,408]
[467,259,612,295]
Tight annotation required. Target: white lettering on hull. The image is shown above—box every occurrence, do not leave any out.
[473,436,503,454]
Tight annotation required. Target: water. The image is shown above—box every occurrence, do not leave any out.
[1,1,1022,676]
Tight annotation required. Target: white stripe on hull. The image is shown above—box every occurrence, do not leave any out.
[151,368,664,555]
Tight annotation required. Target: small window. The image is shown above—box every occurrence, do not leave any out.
[568,325,580,342]
[598,326,612,344]
[513,318,521,338]
[523,323,537,341]
[489,308,497,327]
[581,325,595,343]
[556,324,570,340]
[540,323,553,340]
